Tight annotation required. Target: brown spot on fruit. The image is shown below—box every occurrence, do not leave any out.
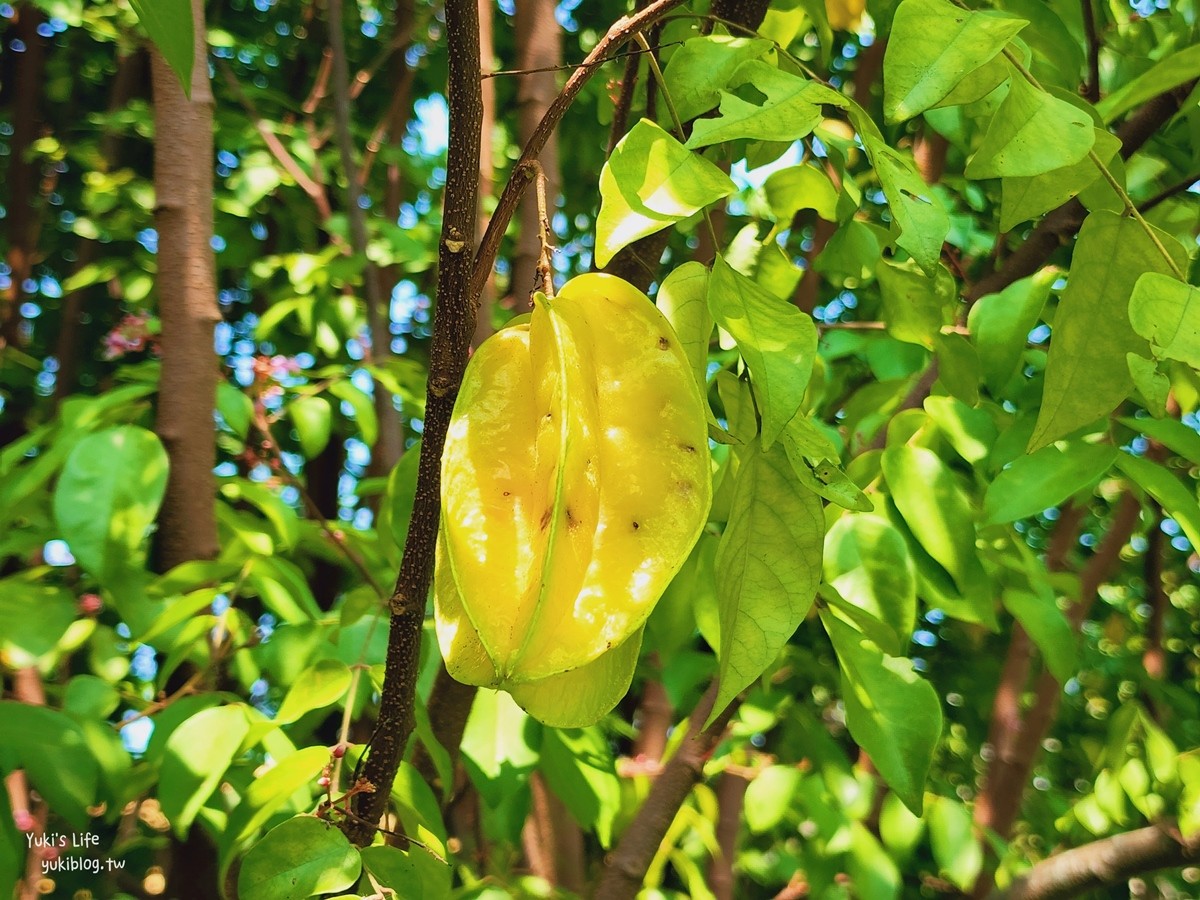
[566,507,579,528]
[680,443,696,453]
[540,508,553,531]
[658,336,670,350]
[632,520,640,531]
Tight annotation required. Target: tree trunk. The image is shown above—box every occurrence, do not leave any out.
[151,1,221,571]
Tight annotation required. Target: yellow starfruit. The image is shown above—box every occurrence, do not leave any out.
[434,273,711,724]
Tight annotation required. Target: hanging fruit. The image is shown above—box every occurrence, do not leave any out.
[434,273,712,726]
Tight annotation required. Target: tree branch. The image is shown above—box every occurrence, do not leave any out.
[345,0,482,846]
[991,822,1200,900]
[470,0,691,304]
[596,682,739,898]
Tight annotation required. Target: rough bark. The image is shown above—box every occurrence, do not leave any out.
[991,823,1200,900]
[346,0,482,846]
[151,0,220,572]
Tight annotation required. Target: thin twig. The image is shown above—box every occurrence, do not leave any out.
[1139,171,1200,213]
[218,59,334,220]
[115,672,204,730]
[483,42,679,79]
[535,166,555,297]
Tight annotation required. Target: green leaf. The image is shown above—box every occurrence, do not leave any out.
[221,478,301,549]
[923,396,998,465]
[708,255,818,449]
[223,746,328,853]
[967,268,1053,394]
[1117,416,1200,464]
[847,821,903,900]
[128,0,194,95]
[856,129,950,273]
[824,514,917,655]
[882,446,984,597]
[0,577,77,667]
[1002,589,1077,684]
[288,396,332,459]
[712,440,824,718]
[1029,211,1189,451]
[381,444,421,564]
[1096,44,1200,124]
[685,60,823,148]
[238,816,361,900]
[1000,129,1121,232]
[821,612,942,814]
[359,846,424,899]
[459,690,540,809]
[1129,273,1200,367]
[983,442,1117,524]
[247,555,322,622]
[966,76,1095,178]
[883,0,1027,122]
[762,164,840,223]
[928,796,983,890]
[661,35,775,122]
[0,702,99,829]
[876,259,957,349]
[994,0,1083,84]
[744,766,802,833]
[160,705,250,837]
[63,675,121,719]
[657,262,714,401]
[595,119,736,268]
[1116,453,1200,550]
[1126,355,1169,418]
[329,380,379,447]
[136,587,222,645]
[53,426,168,584]
[879,792,926,860]
[539,727,622,847]
[933,333,981,407]
[276,660,353,725]
[715,371,758,445]
[217,381,254,439]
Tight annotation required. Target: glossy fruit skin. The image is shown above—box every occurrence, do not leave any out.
[434,273,711,724]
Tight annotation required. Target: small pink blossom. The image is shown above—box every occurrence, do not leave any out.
[77,594,103,616]
[101,312,157,360]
